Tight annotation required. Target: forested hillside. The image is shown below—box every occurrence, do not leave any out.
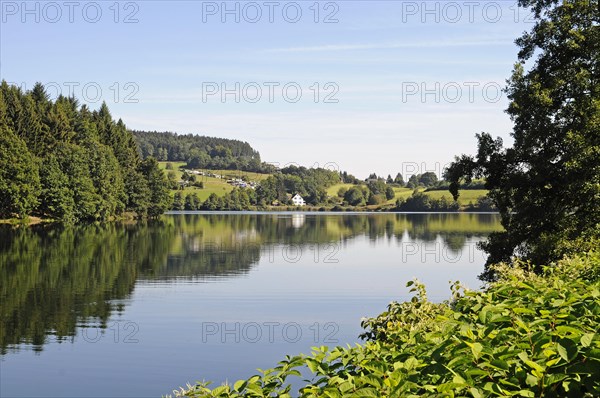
[0,81,171,221]
[132,130,275,173]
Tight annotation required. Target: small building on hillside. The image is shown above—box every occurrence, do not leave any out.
[291,194,306,206]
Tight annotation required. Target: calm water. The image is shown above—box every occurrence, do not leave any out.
[0,212,501,397]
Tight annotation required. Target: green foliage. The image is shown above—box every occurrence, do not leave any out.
[426,179,487,192]
[279,166,341,205]
[86,143,126,219]
[344,187,366,206]
[394,172,404,186]
[38,154,74,220]
[419,172,438,187]
[445,0,600,277]
[385,186,395,200]
[132,130,274,173]
[337,187,349,198]
[173,250,600,397]
[140,158,172,217]
[340,170,360,184]
[254,167,340,206]
[167,171,178,186]
[0,81,170,221]
[466,196,498,212]
[200,193,219,210]
[256,175,286,204]
[406,174,419,189]
[184,193,201,210]
[397,191,460,212]
[367,193,385,205]
[191,188,256,211]
[403,173,440,189]
[367,179,386,196]
[0,127,40,218]
[172,192,184,211]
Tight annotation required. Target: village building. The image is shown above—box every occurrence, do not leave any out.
[291,194,306,206]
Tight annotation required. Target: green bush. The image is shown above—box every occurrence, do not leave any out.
[397,192,460,212]
[171,251,600,397]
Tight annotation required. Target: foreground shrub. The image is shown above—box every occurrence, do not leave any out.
[171,251,600,397]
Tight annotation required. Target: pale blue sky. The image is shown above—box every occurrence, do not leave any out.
[0,1,532,178]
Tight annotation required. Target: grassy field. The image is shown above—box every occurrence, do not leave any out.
[159,162,233,201]
[158,162,271,181]
[158,162,274,202]
[392,187,414,200]
[425,189,488,206]
[175,181,234,201]
[326,183,356,196]
[158,161,187,172]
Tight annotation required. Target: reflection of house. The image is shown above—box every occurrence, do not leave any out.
[291,194,305,206]
[292,214,305,228]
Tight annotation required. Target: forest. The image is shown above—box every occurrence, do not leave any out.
[0,81,171,222]
[132,130,276,173]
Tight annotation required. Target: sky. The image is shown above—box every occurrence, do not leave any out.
[0,0,533,178]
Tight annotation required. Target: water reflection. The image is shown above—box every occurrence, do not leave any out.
[0,213,500,354]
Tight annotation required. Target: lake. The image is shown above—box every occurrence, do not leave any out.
[0,212,501,397]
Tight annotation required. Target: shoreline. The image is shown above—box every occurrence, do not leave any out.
[1,209,501,226]
[164,210,501,215]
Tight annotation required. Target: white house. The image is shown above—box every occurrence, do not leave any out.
[291,194,306,206]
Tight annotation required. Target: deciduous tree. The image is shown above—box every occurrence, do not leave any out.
[445,0,600,278]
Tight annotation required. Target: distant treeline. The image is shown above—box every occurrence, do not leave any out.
[0,81,171,221]
[394,192,495,212]
[132,130,276,173]
[367,171,486,191]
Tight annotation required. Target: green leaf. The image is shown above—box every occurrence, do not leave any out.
[557,343,569,361]
[522,358,545,373]
[305,359,320,373]
[525,373,538,387]
[233,380,247,392]
[211,385,229,395]
[580,333,595,348]
[517,390,535,397]
[489,359,509,370]
[471,342,483,360]
[352,387,379,397]
[557,338,579,362]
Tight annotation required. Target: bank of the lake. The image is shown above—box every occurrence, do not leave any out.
[0,212,142,226]
[2,205,499,226]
